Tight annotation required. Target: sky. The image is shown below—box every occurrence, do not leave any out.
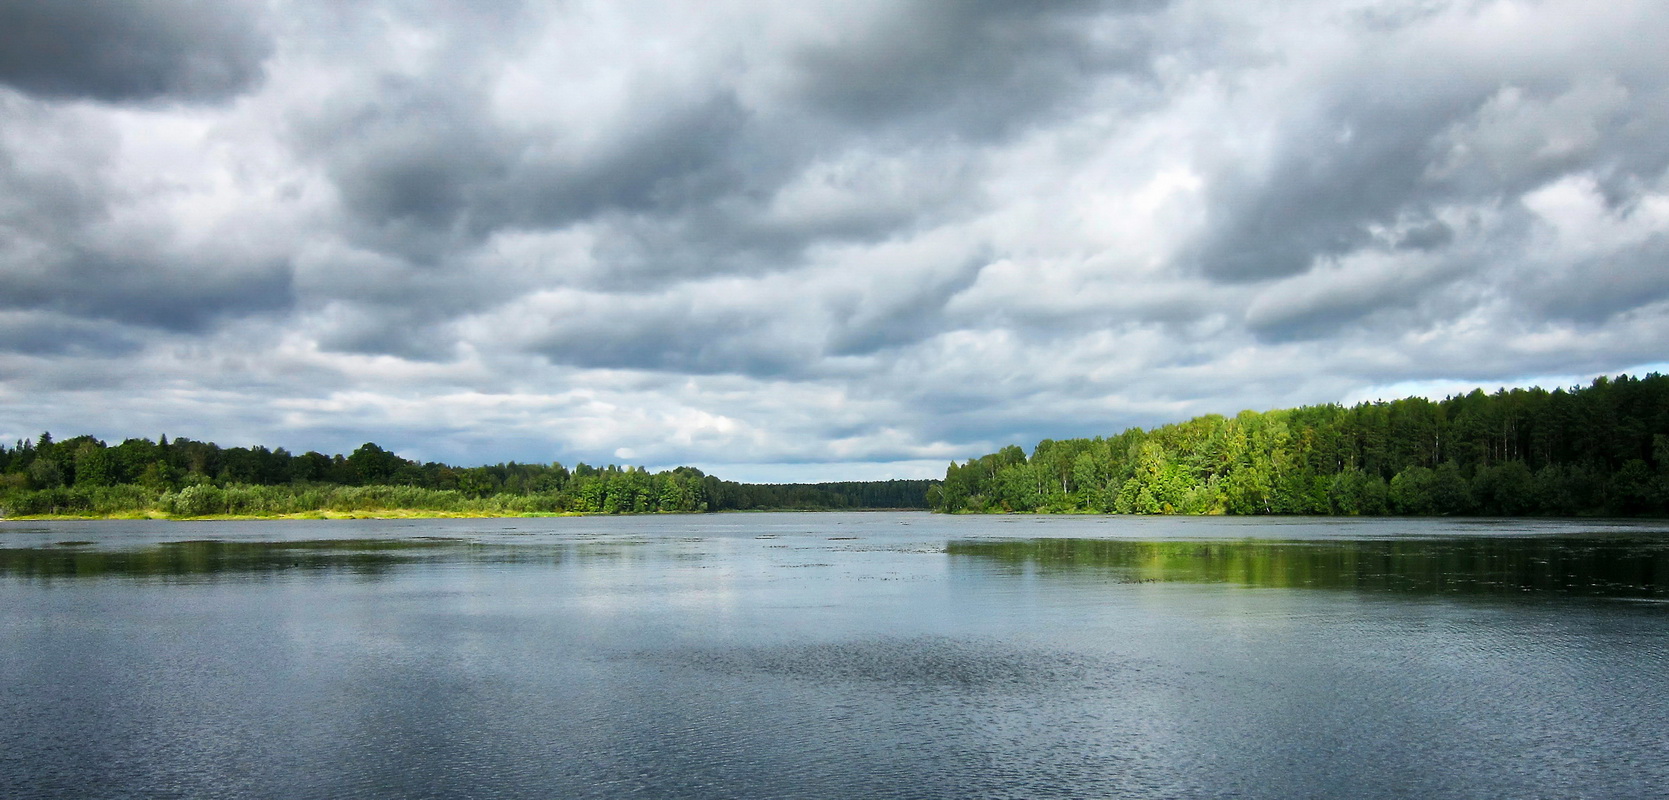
[2,0,1667,482]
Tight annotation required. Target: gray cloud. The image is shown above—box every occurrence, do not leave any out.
[787,0,1160,137]
[0,0,270,103]
[1188,10,1669,288]
[0,95,113,240]
[486,95,756,234]
[290,61,781,286]
[1190,88,1485,282]
[5,251,294,333]
[3,0,1668,477]
[0,312,139,357]
[0,93,295,335]
[288,1,1162,278]
[822,253,990,357]
[1519,234,1669,325]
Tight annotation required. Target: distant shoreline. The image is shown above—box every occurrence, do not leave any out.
[0,507,931,522]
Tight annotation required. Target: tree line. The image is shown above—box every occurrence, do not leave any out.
[932,374,1669,516]
[0,434,933,517]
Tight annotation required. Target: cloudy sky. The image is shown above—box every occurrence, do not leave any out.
[2,0,1666,481]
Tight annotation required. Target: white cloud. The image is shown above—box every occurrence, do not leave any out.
[2,0,1666,477]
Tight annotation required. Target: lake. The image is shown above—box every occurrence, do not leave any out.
[3,513,1667,799]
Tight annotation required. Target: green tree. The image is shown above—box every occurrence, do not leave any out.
[73,442,115,488]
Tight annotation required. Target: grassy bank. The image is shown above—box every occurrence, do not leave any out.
[0,483,639,519]
[1,509,594,521]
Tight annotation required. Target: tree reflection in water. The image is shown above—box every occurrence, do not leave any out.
[948,536,1669,599]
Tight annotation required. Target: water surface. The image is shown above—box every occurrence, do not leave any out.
[3,513,1666,799]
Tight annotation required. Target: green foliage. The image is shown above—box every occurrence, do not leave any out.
[947,536,1669,599]
[934,373,1669,517]
[0,435,934,518]
[171,484,228,517]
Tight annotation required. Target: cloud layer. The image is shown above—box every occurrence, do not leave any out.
[3,0,1666,479]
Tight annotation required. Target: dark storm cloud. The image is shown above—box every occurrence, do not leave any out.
[3,250,294,333]
[564,139,990,291]
[486,95,756,234]
[1190,90,1485,282]
[295,84,514,262]
[1247,281,1460,344]
[1191,38,1669,288]
[1521,235,1669,325]
[311,310,459,362]
[0,94,111,235]
[1395,220,1454,251]
[292,0,1163,284]
[507,285,817,377]
[201,0,1176,380]
[0,96,294,335]
[300,275,498,363]
[0,0,270,103]
[5,0,1669,478]
[1196,53,1669,355]
[1430,75,1669,201]
[788,0,1160,138]
[0,313,139,357]
[510,244,992,377]
[297,75,770,278]
[823,253,990,357]
[534,316,801,377]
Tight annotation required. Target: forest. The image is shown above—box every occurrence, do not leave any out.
[0,435,932,518]
[6,373,1666,519]
[932,374,1669,517]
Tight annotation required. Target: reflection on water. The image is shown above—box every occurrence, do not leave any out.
[949,536,1669,598]
[0,527,718,581]
[9,530,1669,601]
[4,514,1668,800]
[653,635,1105,690]
[0,538,497,579]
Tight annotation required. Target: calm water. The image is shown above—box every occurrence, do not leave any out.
[3,513,1667,799]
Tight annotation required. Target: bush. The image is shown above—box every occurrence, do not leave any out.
[173,484,228,517]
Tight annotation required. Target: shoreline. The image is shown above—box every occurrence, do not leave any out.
[0,508,930,522]
[0,510,589,521]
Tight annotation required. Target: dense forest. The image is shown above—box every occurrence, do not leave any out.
[0,435,932,517]
[933,374,1669,517]
[7,374,1665,519]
